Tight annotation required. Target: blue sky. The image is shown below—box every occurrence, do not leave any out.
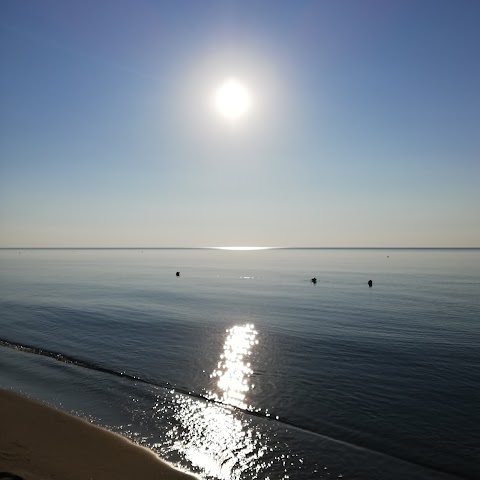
[1,0,479,247]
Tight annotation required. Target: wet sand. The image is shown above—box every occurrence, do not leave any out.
[0,389,197,480]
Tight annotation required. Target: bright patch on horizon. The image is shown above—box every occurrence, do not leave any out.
[214,246,272,251]
[213,78,252,121]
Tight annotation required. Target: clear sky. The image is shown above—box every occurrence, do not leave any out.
[1,0,479,247]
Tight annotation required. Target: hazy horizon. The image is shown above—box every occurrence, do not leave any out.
[1,1,479,248]
[1,246,479,250]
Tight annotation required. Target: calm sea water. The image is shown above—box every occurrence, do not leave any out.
[0,248,479,479]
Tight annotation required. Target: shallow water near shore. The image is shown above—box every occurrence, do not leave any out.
[1,248,479,479]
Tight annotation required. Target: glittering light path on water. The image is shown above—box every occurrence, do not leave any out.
[162,395,271,480]
[209,324,258,410]
[153,324,301,479]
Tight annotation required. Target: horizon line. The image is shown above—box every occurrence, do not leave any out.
[1,246,479,250]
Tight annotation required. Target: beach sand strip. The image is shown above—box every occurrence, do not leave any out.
[0,389,197,480]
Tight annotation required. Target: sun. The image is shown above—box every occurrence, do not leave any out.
[214,78,252,121]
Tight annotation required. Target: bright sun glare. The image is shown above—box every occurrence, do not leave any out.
[214,78,252,121]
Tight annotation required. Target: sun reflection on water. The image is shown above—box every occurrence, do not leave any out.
[212,246,275,251]
[209,323,258,410]
[154,324,278,479]
[163,394,272,480]
[153,323,306,479]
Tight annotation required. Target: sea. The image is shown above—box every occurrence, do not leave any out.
[0,248,479,480]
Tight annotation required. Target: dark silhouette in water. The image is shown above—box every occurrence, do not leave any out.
[368,280,373,287]
[311,277,317,285]
[176,271,180,277]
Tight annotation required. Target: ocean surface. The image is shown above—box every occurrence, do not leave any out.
[0,248,479,479]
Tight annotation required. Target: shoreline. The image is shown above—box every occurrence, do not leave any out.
[0,388,197,480]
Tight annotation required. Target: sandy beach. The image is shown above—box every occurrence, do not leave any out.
[0,389,197,480]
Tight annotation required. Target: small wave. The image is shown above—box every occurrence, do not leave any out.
[0,337,280,423]
[0,337,168,385]
[0,338,469,480]
[0,337,340,434]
